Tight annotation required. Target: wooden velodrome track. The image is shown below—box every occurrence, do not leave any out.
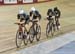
[0,0,75,54]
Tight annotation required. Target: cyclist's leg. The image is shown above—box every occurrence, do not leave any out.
[20,20,25,34]
[25,21,32,34]
[56,18,61,29]
[34,18,40,30]
[22,26,25,34]
[53,17,56,31]
[25,24,29,34]
[57,18,61,29]
[55,17,58,30]
[36,17,40,26]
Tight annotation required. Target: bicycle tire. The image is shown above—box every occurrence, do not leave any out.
[36,25,41,41]
[46,22,50,38]
[16,31,23,48]
[29,26,34,43]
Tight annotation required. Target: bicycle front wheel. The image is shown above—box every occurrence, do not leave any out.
[51,23,54,36]
[36,25,41,41]
[46,23,50,38]
[46,22,53,38]
[16,31,23,48]
[29,26,34,43]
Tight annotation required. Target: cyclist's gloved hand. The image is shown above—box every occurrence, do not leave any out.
[46,16,49,19]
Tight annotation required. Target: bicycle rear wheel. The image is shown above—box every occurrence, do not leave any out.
[36,25,41,41]
[16,31,23,48]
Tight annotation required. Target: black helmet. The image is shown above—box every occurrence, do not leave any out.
[54,7,58,10]
[48,8,52,12]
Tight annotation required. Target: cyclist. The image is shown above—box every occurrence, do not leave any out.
[29,7,41,26]
[47,8,56,31]
[17,8,30,34]
[47,8,54,20]
[54,7,61,29]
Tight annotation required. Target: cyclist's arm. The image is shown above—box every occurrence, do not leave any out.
[30,11,33,17]
[47,9,51,16]
[55,9,61,18]
[47,9,51,19]
[20,20,25,24]
[57,10,61,18]
[38,14,41,20]
[16,14,20,23]
[17,14,20,19]
[29,11,33,20]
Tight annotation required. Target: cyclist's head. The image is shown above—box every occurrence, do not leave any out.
[54,7,58,10]
[18,8,24,14]
[31,7,36,11]
[49,9,52,12]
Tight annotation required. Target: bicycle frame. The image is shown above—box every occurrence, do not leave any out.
[15,22,29,48]
[18,25,23,32]
[29,20,41,43]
